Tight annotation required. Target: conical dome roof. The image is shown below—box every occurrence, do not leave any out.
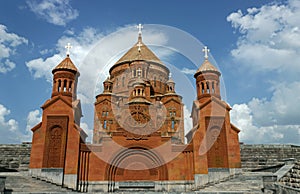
[194,59,220,77]
[52,55,78,74]
[115,38,163,65]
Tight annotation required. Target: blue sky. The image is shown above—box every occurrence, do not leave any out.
[0,0,299,145]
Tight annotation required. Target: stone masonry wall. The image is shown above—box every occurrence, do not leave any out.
[240,144,300,171]
[0,143,31,171]
[0,143,300,172]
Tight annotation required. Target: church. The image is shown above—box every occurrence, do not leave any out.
[29,25,241,192]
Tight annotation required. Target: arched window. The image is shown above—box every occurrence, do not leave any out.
[212,82,215,93]
[206,82,210,93]
[58,79,61,92]
[201,82,204,94]
[63,80,67,92]
[122,77,125,87]
[69,81,72,92]
[154,76,156,87]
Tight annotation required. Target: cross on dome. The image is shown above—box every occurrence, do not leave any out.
[202,46,210,60]
[137,23,143,35]
[65,43,72,56]
[169,72,172,79]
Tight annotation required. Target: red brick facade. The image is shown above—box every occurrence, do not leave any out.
[29,34,241,192]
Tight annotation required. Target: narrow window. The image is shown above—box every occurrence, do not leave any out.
[58,80,61,92]
[63,80,67,92]
[206,82,210,93]
[103,120,107,129]
[212,82,215,93]
[171,120,175,129]
[201,82,204,94]
[69,81,72,92]
[154,76,156,87]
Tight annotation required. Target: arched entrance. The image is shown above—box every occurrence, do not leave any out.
[106,147,168,191]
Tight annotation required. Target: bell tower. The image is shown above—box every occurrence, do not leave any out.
[51,43,79,102]
[194,46,221,102]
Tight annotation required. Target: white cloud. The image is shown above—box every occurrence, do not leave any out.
[227,0,300,74]
[80,122,93,143]
[0,104,22,143]
[23,109,42,142]
[0,24,28,73]
[230,104,300,144]
[227,0,300,145]
[26,0,79,26]
[181,67,196,75]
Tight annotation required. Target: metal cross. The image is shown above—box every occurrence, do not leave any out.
[137,24,143,35]
[169,72,172,79]
[202,46,210,60]
[65,43,72,56]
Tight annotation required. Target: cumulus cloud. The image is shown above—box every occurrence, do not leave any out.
[181,67,196,75]
[80,122,93,143]
[26,0,79,26]
[0,24,28,73]
[227,0,300,74]
[0,104,22,143]
[227,0,300,145]
[22,109,42,142]
[231,104,300,144]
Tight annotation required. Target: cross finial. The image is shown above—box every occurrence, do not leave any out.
[169,72,172,79]
[137,24,143,35]
[65,43,72,56]
[202,46,210,60]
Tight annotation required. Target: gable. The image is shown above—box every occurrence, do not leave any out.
[41,96,72,110]
[199,96,231,111]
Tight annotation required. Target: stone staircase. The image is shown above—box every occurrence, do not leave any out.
[198,172,273,193]
[0,144,31,171]
[1,172,76,193]
[278,161,300,189]
[240,144,300,171]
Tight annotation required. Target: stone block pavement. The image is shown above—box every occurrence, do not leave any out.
[0,171,274,193]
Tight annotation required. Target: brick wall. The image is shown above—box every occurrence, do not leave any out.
[0,143,299,172]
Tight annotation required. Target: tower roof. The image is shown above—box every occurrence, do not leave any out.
[115,40,163,65]
[52,55,78,74]
[194,46,220,77]
[196,59,219,72]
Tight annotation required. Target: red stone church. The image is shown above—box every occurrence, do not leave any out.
[29,27,241,192]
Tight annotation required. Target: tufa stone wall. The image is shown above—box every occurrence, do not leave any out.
[0,143,31,171]
[0,143,300,172]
